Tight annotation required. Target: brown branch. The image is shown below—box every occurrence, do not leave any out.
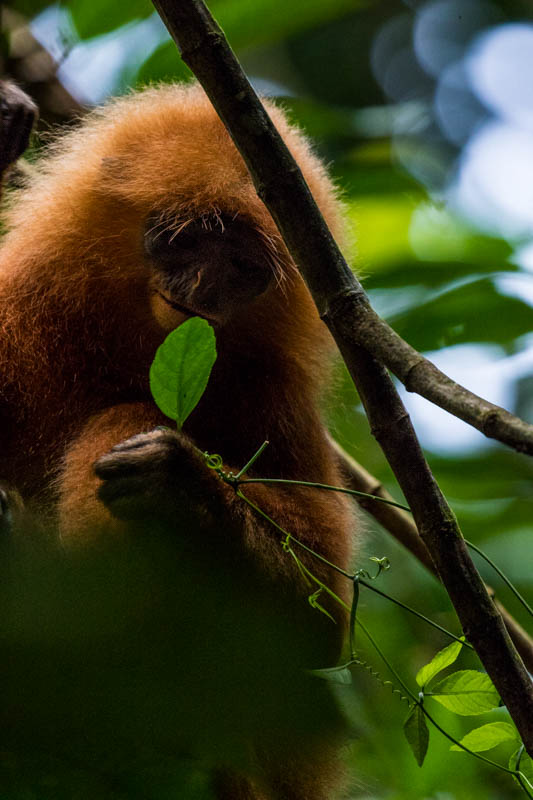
[149,0,533,457]
[330,437,533,674]
[343,300,533,456]
[149,0,533,755]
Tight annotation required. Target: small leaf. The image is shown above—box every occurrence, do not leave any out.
[149,318,217,428]
[403,704,429,767]
[430,670,500,715]
[309,665,353,685]
[451,722,518,752]
[415,637,464,688]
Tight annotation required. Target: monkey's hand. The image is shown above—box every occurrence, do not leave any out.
[94,428,229,526]
[0,81,38,173]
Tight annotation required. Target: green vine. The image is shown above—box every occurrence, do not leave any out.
[202,442,533,797]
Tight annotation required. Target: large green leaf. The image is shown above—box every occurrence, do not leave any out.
[429,670,500,716]
[149,318,217,428]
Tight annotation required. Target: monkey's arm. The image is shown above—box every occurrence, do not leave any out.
[58,403,352,609]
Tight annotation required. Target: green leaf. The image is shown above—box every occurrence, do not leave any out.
[415,637,464,688]
[211,0,364,50]
[430,670,500,715]
[390,278,533,351]
[451,722,518,752]
[403,704,429,767]
[309,665,352,685]
[510,749,533,789]
[136,41,193,86]
[69,0,151,40]
[149,318,217,428]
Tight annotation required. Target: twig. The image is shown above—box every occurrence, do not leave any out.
[330,437,533,673]
[149,0,533,754]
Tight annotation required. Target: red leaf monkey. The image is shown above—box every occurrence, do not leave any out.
[0,83,356,798]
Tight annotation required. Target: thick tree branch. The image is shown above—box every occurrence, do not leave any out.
[330,437,533,674]
[150,0,533,755]
[148,0,533,457]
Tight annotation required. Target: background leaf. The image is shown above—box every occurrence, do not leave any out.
[69,0,152,40]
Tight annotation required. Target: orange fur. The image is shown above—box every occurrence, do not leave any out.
[0,83,355,798]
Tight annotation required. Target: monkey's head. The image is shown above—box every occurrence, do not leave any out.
[92,84,345,337]
[3,84,346,354]
[144,210,281,330]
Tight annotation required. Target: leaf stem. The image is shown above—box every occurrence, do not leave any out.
[234,440,270,480]
[466,540,533,619]
[237,477,410,511]
[357,578,473,648]
[236,488,355,580]
[356,616,417,702]
[236,480,476,647]
[236,469,531,793]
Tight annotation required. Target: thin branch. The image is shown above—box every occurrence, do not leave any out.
[149,0,533,755]
[330,437,533,674]
[335,297,533,456]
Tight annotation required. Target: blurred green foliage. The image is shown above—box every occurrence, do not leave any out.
[2,0,533,798]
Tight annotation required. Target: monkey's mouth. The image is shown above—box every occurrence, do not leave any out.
[156,291,218,324]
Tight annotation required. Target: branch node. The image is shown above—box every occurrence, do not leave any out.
[403,356,427,391]
[481,408,502,436]
[321,287,367,322]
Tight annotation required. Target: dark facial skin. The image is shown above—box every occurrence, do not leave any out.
[144,212,275,326]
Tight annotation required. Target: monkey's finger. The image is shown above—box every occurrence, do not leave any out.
[94,451,156,479]
[109,429,172,451]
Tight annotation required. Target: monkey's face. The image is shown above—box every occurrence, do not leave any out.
[145,212,279,330]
